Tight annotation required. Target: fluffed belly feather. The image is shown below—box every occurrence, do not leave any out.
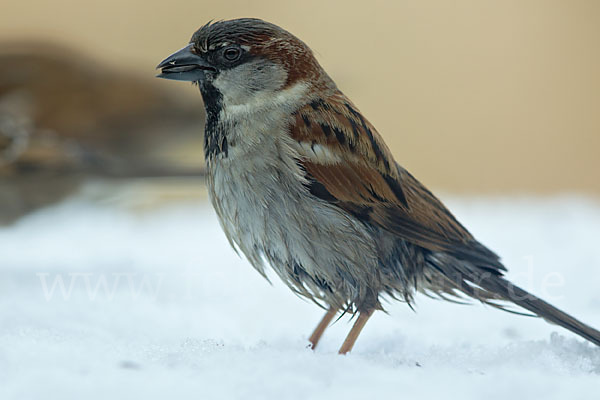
[206,146,391,310]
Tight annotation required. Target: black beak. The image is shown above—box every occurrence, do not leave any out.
[156,44,216,81]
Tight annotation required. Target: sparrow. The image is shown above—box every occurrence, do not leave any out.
[157,18,600,354]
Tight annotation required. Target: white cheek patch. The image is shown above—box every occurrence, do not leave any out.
[213,57,308,119]
[222,82,308,119]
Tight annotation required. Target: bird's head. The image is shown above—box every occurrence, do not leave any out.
[157,18,334,111]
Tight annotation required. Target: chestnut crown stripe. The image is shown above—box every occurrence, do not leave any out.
[191,18,324,89]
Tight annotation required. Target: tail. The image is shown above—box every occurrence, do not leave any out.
[477,275,600,346]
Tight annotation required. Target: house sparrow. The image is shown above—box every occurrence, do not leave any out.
[157,18,600,354]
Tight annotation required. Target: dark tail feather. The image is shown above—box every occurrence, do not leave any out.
[478,275,600,347]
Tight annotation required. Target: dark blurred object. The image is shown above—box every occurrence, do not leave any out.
[0,42,205,224]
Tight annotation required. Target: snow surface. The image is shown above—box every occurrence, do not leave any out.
[1,182,600,399]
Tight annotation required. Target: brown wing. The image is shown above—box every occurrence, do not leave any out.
[290,91,504,272]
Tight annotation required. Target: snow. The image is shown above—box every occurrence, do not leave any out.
[1,182,600,399]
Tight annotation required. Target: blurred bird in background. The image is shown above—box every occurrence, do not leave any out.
[0,42,205,224]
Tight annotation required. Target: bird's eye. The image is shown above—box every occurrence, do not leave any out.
[223,47,241,62]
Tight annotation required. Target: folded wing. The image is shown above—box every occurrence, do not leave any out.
[290,91,504,273]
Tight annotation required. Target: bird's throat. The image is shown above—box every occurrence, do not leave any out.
[199,82,229,160]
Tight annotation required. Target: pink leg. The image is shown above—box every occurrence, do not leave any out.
[308,307,337,350]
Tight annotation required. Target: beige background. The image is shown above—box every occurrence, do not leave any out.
[2,0,599,195]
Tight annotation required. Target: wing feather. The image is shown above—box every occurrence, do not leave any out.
[291,91,504,272]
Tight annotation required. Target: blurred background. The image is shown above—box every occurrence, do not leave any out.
[1,0,599,223]
[2,2,600,394]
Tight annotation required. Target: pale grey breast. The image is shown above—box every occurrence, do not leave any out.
[206,115,382,308]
